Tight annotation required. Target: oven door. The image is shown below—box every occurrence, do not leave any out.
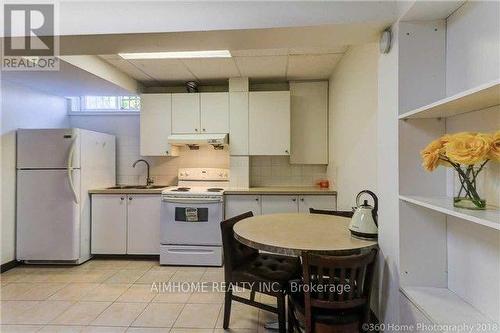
[161,196,223,246]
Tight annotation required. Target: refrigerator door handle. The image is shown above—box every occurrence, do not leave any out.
[67,135,79,204]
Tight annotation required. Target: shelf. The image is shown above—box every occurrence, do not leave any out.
[399,195,500,230]
[400,287,495,327]
[399,80,500,119]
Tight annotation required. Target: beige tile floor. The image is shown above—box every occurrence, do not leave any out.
[0,259,277,333]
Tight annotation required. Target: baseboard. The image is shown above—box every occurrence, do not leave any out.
[1,260,19,273]
[92,254,160,260]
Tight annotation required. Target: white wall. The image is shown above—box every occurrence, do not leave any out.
[1,81,69,265]
[377,21,401,325]
[69,115,229,186]
[327,43,379,210]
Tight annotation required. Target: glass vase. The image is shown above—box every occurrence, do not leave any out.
[453,165,486,210]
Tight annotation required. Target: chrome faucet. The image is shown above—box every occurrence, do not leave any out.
[132,159,154,187]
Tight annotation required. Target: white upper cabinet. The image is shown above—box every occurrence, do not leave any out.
[140,94,178,156]
[249,91,291,155]
[290,81,329,164]
[229,92,249,155]
[172,93,201,134]
[172,92,229,134]
[200,92,229,133]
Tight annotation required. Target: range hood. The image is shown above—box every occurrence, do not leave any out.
[167,133,228,149]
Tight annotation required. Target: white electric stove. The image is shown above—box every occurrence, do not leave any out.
[160,168,229,266]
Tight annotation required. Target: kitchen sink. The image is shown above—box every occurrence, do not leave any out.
[106,185,168,189]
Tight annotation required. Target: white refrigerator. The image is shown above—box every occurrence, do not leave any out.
[16,128,116,264]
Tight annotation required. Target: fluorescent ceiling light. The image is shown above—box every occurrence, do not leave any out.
[118,50,231,60]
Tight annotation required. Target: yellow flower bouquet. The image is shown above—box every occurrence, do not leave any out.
[421,131,500,209]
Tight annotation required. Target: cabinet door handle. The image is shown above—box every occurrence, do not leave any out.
[120,197,125,201]
[300,198,304,202]
[285,150,289,154]
[195,128,198,132]
[129,197,133,201]
[202,128,206,132]
[255,198,259,201]
[165,150,169,155]
[292,198,297,202]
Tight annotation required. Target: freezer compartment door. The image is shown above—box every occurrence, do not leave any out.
[17,129,80,169]
[16,169,81,261]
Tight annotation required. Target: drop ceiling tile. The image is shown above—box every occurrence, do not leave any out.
[286,53,343,80]
[231,48,289,57]
[103,58,155,81]
[128,59,196,82]
[288,46,348,55]
[181,58,240,80]
[234,55,287,79]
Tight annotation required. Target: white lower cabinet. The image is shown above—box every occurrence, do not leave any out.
[127,195,161,255]
[225,195,261,219]
[91,195,127,254]
[91,194,160,255]
[225,194,337,218]
[261,195,298,214]
[298,195,337,212]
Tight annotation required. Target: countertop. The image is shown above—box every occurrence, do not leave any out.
[90,186,336,195]
[89,186,172,194]
[223,186,336,195]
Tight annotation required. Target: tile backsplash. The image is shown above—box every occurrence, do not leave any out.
[250,156,329,187]
[117,137,230,185]
[132,146,229,185]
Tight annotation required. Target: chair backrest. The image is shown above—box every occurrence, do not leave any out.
[220,211,258,280]
[301,249,378,330]
[309,208,354,218]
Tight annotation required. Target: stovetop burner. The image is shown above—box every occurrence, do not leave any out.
[171,187,190,192]
[207,188,224,192]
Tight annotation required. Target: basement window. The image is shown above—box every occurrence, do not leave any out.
[68,96,141,115]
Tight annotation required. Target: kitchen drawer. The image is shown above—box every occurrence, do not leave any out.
[160,245,222,266]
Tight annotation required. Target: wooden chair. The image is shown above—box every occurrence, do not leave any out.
[288,249,378,333]
[309,208,354,218]
[221,211,301,333]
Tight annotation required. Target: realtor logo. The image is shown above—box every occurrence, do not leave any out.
[2,4,59,71]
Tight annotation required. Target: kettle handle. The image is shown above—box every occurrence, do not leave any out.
[356,190,378,226]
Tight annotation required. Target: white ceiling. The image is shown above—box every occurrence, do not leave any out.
[2,59,134,97]
[99,47,347,85]
[53,1,397,37]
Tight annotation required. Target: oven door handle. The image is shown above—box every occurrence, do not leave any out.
[162,197,222,204]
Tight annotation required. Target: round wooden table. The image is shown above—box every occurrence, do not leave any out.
[233,213,378,255]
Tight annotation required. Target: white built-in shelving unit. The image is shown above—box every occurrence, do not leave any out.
[399,80,500,119]
[397,5,500,328]
[400,287,496,328]
[399,195,500,230]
